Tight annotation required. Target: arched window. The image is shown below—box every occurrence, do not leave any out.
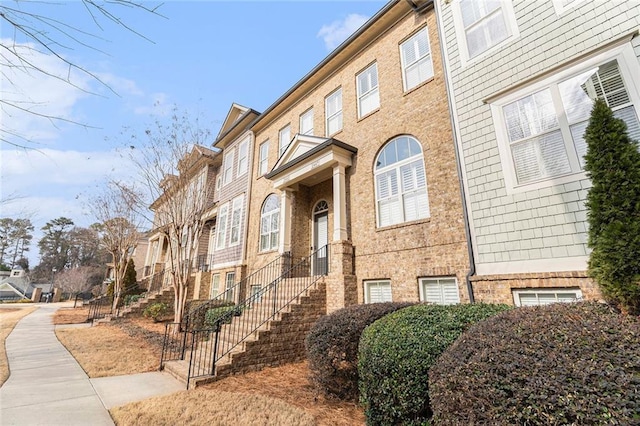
[374,136,429,227]
[260,194,280,252]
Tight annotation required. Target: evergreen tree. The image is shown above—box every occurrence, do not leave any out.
[584,98,640,314]
[122,258,139,294]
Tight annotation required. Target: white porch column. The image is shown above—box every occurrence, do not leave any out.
[279,189,293,253]
[332,163,348,241]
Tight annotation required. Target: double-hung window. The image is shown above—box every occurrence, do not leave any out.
[400,28,433,91]
[237,138,249,176]
[453,0,519,63]
[364,280,392,303]
[229,195,243,246]
[258,141,269,176]
[210,274,220,298]
[357,63,380,118]
[222,149,234,185]
[375,136,430,227]
[492,45,640,191]
[300,108,314,135]
[225,272,235,302]
[215,203,228,250]
[513,288,582,306]
[419,277,460,305]
[279,124,291,157]
[325,88,343,136]
[260,194,280,252]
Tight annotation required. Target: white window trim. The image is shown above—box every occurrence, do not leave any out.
[229,195,244,247]
[258,140,269,176]
[512,288,583,307]
[418,277,460,305]
[325,88,343,136]
[491,43,640,194]
[399,27,434,92]
[237,138,249,176]
[299,108,314,136]
[364,279,392,303]
[222,149,235,186]
[259,195,280,252]
[215,203,229,250]
[356,62,380,118]
[210,273,220,298]
[279,124,291,157]
[450,0,520,67]
[552,0,586,15]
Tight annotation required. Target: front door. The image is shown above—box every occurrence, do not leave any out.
[313,201,329,275]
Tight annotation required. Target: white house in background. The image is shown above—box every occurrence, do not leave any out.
[435,0,640,305]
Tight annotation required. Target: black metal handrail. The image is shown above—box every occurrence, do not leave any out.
[184,245,328,387]
[181,252,292,332]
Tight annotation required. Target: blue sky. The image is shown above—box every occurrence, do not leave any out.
[1,0,386,266]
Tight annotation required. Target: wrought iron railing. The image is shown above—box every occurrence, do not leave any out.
[160,245,328,388]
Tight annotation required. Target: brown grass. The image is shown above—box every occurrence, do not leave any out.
[53,306,90,324]
[56,314,365,425]
[55,323,162,377]
[0,306,36,385]
[110,389,316,426]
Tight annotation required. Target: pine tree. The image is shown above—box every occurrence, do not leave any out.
[122,258,138,294]
[584,98,640,314]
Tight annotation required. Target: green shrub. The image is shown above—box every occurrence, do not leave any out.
[305,302,415,401]
[204,306,239,328]
[143,302,168,322]
[584,99,640,314]
[358,303,512,425]
[183,299,235,330]
[124,294,145,306]
[429,302,640,425]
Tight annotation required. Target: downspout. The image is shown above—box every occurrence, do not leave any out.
[433,0,475,303]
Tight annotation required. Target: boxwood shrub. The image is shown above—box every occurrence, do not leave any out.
[429,302,640,425]
[183,299,235,330]
[305,302,415,401]
[358,303,512,425]
[204,305,239,329]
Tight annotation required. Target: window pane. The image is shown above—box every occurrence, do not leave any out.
[511,130,571,184]
[376,170,399,199]
[360,88,380,116]
[504,90,558,142]
[403,190,429,221]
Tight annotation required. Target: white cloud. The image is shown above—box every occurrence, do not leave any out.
[0,40,93,144]
[95,73,144,97]
[317,14,369,51]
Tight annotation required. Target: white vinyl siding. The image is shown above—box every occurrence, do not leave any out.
[513,288,582,306]
[229,196,243,246]
[210,273,220,298]
[279,124,291,157]
[222,149,234,186]
[419,277,460,305]
[365,280,392,303]
[357,63,380,118]
[260,195,280,252]
[493,48,640,190]
[325,88,343,136]
[300,108,314,136]
[375,136,430,227]
[237,138,249,176]
[258,141,269,176]
[400,28,433,91]
[215,203,228,250]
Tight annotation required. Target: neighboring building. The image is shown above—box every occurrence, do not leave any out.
[195,104,260,301]
[435,0,640,305]
[0,267,51,300]
[142,145,222,288]
[244,0,470,312]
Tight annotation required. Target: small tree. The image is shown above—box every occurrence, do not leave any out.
[121,258,139,295]
[584,98,640,314]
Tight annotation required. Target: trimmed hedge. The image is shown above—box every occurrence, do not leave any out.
[429,302,640,425]
[183,299,235,330]
[305,302,415,401]
[358,303,512,425]
[204,305,239,328]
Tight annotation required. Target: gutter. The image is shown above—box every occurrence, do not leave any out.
[434,0,475,303]
[405,0,434,14]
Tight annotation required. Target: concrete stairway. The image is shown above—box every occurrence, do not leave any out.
[162,277,326,388]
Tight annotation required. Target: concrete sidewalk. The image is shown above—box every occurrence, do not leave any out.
[0,303,184,425]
